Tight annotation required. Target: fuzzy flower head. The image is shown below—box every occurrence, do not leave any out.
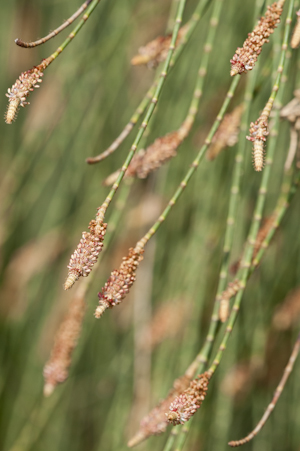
[166,372,211,426]
[230,1,283,76]
[128,374,191,447]
[95,246,144,318]
[5,59,51,124]
[64,220,107,290]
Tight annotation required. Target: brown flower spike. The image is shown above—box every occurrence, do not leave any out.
[230,1,284,77]
[5,59,50,124]
[128,374,191,447]
[131,25,187,68]
[43,288,86,396]
[95,246,144,318]
[64,219,107,290]
[103,119,192,186]
[166,372,211,425]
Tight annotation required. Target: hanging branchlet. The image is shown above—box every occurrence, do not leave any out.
[15,0,93,48]
[230,1,284,76]
[43,289,86,397]
[95,246,144,319]
[228,332,300,447]
[128,374,191,447]
[207,104,243,160]
[131,25,188,68]
[166,372,211,426]
[5,60,50,124]
[64,218,107,290]
[291,10,300,48]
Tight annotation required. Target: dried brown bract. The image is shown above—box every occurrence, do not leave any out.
[64,220,107,290]
[131,25,187,68]
[43,288,86,396]
[166,372,211,426]
[128,374,191,447]
[95,246,144,318]
[291,10,300,49]
[207,104,243,160]
[5,59,50,124]
[230,1,284,76]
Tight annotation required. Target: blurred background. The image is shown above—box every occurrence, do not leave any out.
[0,0,300,450]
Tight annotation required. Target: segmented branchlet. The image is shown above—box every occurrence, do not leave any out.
[291,10,300,48]
[228,332,300,447]
[15,0,93,48]
[5,64,46,124]
[64,219,107,290]
[230,1,284,76]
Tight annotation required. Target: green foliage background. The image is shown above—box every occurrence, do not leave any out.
[0,1,300,450]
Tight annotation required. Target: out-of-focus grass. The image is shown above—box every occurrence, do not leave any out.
[0,1,300,451]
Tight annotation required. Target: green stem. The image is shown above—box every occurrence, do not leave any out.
[86,0,212,164]
[135,76,240,251]
[208,0,295,377]
[44,0,101,66]
[96,0,188,223]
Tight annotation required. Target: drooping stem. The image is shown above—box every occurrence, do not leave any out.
[208,0,294,377]
[135,75,240,252]
[228,331,300,447]
[15,0,93,48]
[96,0,188,223]
[86,0,211,164]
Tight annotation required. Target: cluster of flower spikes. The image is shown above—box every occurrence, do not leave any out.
[5,60,49,124]
[166,371,211,426]
[64,219,107,290]
[95,246,144,318]
[230,1,283,76]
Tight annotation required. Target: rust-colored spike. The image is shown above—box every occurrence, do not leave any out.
[230,1,284,76]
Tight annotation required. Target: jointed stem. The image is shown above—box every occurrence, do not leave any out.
[228,331,300,447]
[208,0,294,377]
[43,0,102,67]
[86,0,212,164]
[15,0,93,48]
[135,75,240,251]
[96,0,188,223]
